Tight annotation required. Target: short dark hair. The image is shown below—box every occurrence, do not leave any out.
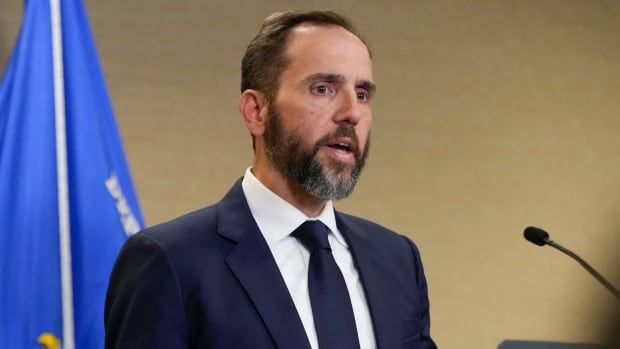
[241,10,369,103]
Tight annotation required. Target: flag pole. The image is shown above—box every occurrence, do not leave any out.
[50,0,75,347]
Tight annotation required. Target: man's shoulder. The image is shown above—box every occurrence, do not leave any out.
[336,211,420,254]
[134,203,220,250]
[337,211,404,239]
[337,211,390,230]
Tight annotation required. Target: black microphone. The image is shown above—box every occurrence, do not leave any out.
[524,226,549,246]
[523,226,620,301]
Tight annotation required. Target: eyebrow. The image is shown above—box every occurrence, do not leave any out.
[302,73,377,95]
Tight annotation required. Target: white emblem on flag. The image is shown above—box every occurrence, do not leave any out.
[105,173,141,236]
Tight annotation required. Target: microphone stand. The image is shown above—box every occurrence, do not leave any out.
[544,238,620,301]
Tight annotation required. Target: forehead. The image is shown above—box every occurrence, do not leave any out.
[282,24,373,81]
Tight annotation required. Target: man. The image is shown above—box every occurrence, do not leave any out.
[105,10,436,349]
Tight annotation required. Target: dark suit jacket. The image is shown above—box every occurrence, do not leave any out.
[104,179,437,349]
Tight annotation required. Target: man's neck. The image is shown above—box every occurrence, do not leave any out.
[250,162,326,218]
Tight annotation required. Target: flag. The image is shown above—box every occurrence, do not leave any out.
[0,0,144,348]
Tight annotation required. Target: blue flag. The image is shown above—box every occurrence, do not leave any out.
[0,0,144,348]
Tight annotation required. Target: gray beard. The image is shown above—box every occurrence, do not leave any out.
[263,107,370,200]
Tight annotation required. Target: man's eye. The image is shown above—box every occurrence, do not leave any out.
[312,84,332,95]
[357,90,369,101]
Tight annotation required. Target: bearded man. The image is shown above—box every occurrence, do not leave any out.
[105,10,437,349]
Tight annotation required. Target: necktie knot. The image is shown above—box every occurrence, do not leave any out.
[292,220,331,252]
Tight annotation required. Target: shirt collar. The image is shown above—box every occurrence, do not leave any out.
[241,167,348,248]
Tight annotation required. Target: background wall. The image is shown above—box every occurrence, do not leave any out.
[2,1,619,347]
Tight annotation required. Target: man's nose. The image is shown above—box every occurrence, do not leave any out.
[333,89,363,125]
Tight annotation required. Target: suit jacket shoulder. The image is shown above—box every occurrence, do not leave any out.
[336,211,427,287]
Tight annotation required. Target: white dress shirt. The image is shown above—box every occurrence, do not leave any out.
[241,167,377,349]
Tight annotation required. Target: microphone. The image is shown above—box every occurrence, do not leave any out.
[524,226,549,246]
[523,226,620,301]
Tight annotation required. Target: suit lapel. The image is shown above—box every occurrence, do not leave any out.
[336,213,401,349]
[218,180,311,349]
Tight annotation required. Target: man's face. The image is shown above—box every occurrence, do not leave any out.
[263,24,374,200]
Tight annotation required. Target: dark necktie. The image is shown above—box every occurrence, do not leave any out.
[292,220,360,349]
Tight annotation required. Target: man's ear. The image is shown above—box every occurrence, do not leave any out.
[239,90,269,137]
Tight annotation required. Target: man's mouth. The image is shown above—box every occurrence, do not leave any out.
[324,137,357,164]
[327,137,355,152]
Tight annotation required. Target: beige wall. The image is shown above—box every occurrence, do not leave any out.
[2,1,620,347]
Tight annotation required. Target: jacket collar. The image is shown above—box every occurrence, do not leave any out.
[336,213,402,349]
[217,179,311,349]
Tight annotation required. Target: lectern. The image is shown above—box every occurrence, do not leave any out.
[498,340,605,349]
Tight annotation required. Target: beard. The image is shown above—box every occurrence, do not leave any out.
[263,106,370,200]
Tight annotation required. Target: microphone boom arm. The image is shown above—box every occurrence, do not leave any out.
[545,238,620,301]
